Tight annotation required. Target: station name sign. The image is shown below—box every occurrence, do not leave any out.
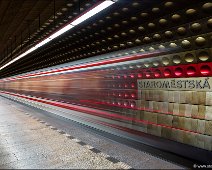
[137,77,211,91]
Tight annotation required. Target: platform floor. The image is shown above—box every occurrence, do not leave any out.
[0,96,183,169]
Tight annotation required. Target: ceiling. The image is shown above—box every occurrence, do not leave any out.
[0,0,68,55]
[0,0,98,67]
[0,0,211,78]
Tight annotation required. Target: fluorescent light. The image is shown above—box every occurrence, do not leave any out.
[35,24,74,49]
[0,0,117,71]
[0,24,74,70]
[0,46,38,70]
[35,38,52,48]
[49,24,74,39]
[71,1,115,26]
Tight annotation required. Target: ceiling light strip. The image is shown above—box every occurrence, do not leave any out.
[0,0,116,71]
[71,0,115,26]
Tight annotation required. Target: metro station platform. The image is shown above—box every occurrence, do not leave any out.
[0,96,183,169]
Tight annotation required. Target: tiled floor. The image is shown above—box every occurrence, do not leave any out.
[0,97,183,169]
